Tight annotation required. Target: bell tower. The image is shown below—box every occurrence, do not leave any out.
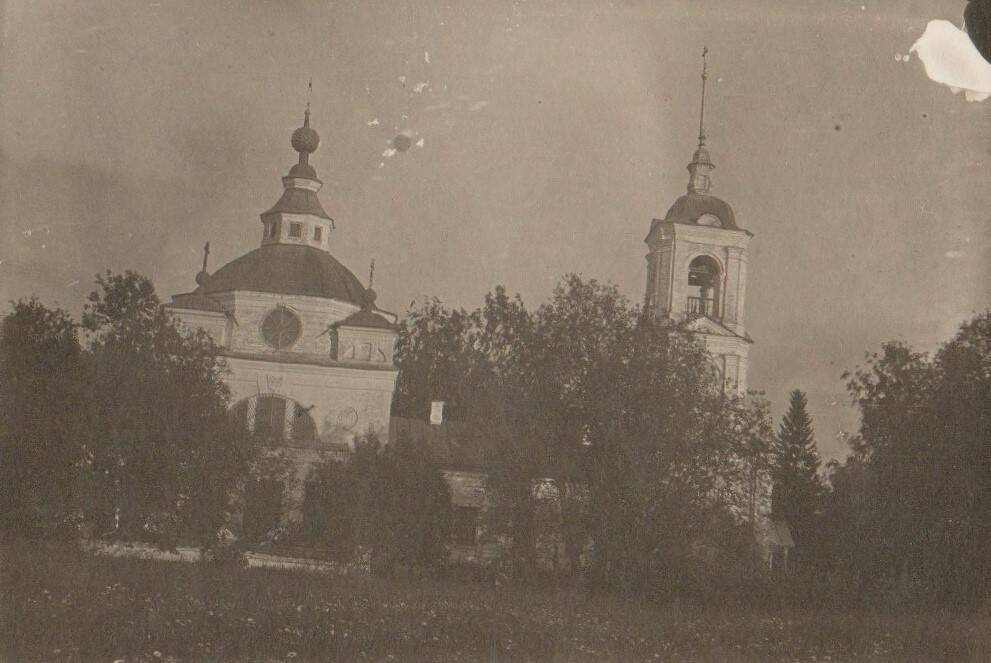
[644,48,753,394]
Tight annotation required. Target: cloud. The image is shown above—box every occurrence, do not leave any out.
[910,20,991,102]
[944,249,965,259]
[366,118,380,126]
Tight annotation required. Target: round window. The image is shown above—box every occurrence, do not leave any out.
[261,308,301,350]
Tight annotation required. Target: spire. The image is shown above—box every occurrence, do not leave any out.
[687,47,714,195]
[697,46,708,149]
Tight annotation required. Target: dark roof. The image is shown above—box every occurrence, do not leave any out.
[261,187,332,221]
[389,417,483,470]
[169,291,226,313]
[663,193,741,231]
[201,244,370,305]
[336,309,395,330]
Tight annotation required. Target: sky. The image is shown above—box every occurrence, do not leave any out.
[2,0,989,462]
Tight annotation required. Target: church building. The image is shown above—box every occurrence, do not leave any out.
[644,50,753,394]
[167,106,398,539]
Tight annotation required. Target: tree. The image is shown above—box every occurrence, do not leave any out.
[0,299,85,536]
[80,271,255,547]
[831,315,991,608]
[392,275,774,593]
[345,431,452,574]
[771,389,823,564]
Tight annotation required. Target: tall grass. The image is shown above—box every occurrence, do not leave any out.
[2,539,990,661]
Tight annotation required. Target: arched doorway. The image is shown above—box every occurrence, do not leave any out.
[230,394,318,448]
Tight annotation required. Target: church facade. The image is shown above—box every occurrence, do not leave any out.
[167,108,398,538]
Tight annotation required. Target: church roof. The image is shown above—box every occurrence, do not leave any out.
[389,417,484,471]
[169,290,226,313]
[336,308,395,330]
[663,193,740,231]
[200,244,370,305]
[261,187,332,220]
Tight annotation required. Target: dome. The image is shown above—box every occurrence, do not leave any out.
[691,146,712,166]
[291,126,320,154]
[201,244,370,305]
[663,193,740,230]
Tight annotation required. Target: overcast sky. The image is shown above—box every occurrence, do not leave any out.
[2,0,989,461]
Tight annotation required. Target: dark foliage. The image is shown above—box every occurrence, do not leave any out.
[0,299,85,536]
[829,312,991,609]
[313,432,453,574]
[0,272,256,549]
[392,275,775,594]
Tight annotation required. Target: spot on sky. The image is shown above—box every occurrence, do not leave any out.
[424,51,430,64]
[834,124,842,131]
[392,134,413,152]
[910,19,991,102]
[415,137,425,148]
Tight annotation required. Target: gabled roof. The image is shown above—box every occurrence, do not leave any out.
[685,315,753,343]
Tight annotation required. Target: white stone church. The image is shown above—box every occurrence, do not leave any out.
[168,107,399,538]
[167,65,785,562]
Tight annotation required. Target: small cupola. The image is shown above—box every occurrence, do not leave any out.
[260,92,335,251]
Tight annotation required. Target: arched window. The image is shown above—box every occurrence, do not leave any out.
[686,255,721,319]
[230,395,318,448]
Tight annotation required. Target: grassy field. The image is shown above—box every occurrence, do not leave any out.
[2,541,990,662]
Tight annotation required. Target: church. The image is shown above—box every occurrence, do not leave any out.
[168,106,399,539]
[166,54,784,564]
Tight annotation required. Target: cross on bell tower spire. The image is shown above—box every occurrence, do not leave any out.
[687,47,714,195]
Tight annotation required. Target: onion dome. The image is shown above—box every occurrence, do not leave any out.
[291,117,320,154]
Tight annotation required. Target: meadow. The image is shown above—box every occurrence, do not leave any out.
[2,540,989,662]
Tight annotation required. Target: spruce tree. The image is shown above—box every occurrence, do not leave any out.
[772,390,822,558]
